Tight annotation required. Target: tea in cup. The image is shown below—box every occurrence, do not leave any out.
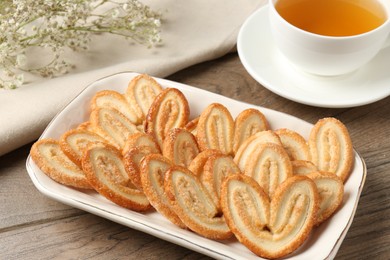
[269,0,390,76]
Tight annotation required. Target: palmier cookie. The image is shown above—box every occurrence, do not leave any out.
[90,90,141,124]
[122,132,160,156]
[188,149,222,177]
[59,129,108,167]
[308,117,354,182]
[274,128,311,161]
[201,154,241,211]
[30,139,92,189]
[221,174,319,259]
[244,143,293,197]
[233,108,269,154]
[292,160,318,175]
[123,146,160,190]
[77,121,96,133]
[234,130,282,171]
[139,154,185,228]
[196,103,234,155]
[162,128,200,168]
[184,117,199,135]
[90,107,140,150]
[307,171,344,225]
[145,88,190,150]
[164,165,232,240]
[125,74,163,121]
[82,142,150,211]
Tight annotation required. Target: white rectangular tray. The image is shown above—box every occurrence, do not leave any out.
[26,72,366,260]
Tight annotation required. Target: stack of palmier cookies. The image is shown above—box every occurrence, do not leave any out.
[30,74,354,259]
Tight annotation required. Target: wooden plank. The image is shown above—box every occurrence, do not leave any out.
[0,143,83,231]
[1,213,211,260]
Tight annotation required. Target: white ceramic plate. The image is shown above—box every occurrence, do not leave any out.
[237,5,390,108]
[26,72,366,260]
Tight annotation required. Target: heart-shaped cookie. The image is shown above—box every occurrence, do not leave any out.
[82,143,150,211]
[221,174,319,259]
[196,103,234,155]
[30,138,92,189]
[77,121,96,133]
[164,165,232,240]
[122,132,161,156]
[233,108,269,154]
[243,143,293,197]
[145,88,190,150]
[275,128,311,161]
[292,160,318,176]
[309,117,354,182]
[162,128,200,168]
[123,146,160,190]
[188,149,222,177]
[91,90,140,124]
[201,154,241,211]
[184,117,199,135]
[90,107,140,150]
[139,154,186,228]
[234,130,282,171]
[59,128,108,167]
[307,171,344,225]
[125,74,163,121]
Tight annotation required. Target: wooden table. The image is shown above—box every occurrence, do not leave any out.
[1,52,389,259]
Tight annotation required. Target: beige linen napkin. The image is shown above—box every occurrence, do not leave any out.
[0,0,266,156]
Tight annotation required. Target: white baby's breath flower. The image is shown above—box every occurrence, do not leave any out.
[16,54,27,67]
[15,74,24,85]
[112,8,120,18]
[5,70,15,78]
[154,19,161,27]
[0,0,162,89]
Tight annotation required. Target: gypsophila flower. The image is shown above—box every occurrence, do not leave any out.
[112,8,121,18]
[0,0,162,89]
[16,54,27,67]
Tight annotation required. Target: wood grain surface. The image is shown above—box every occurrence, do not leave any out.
[1,53,389,259]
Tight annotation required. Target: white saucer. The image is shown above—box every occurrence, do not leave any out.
[237,5,390,108]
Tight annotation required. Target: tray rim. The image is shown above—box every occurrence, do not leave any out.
[25,71,367,260]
